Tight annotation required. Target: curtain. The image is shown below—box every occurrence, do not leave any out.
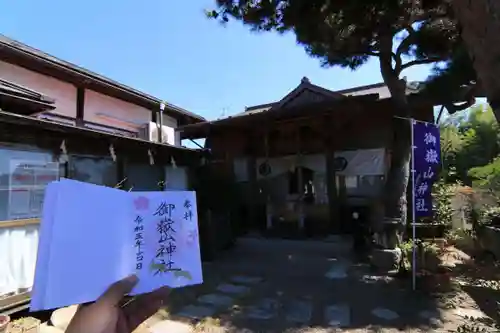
[335,148,386,176]
[0,225,39,296]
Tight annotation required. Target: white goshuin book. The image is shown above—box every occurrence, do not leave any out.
[30,178,203,311]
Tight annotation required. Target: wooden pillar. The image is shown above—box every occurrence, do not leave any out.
[296,127,305,231]
[263,130,274,231]
[325,115,340,234]
[247,132,258,231]
[75,87,85,127]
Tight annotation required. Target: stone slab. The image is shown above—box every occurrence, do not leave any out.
[245,298,280,320]
[285,300,312,324]
[216,283,251,295]
[323,235,344,243]
[419,310,440,320]
[418,310,443,326]
[324,261,350,279]
[150,320,193,333]
[325,304,350,327]
[230,276,263,285]
[198,294,234,308]
[176,305,216,319]
[371,249,402,271]
[371,307,399,321]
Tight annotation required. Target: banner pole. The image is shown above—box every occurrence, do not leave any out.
[394,115,435,126]
[410,118,417,291]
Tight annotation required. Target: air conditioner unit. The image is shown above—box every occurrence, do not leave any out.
[138,122,169,143]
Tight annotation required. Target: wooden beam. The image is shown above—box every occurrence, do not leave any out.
[0,218,40,229]
[0,291,30,314]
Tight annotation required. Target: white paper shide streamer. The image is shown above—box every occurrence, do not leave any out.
[148,149,155,165]
[109,144,116,162]
[59,140,68,163]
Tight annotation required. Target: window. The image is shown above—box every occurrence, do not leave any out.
[69,156,117,188]
[125,163,163,191]
[0,145,59,299]
[165,166,188,190]
[0,144,58,221]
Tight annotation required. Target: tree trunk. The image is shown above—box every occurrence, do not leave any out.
[452,0,500,121]
[378,51,413,228]
[383,85,412,224]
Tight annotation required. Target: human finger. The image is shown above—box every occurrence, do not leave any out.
[97,275,138,307]
[122,286,170,329]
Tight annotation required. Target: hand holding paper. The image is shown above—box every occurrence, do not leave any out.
[65,275,170,333]
[31,179,203,311]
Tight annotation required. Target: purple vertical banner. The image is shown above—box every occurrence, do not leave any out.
[412,120,441,218]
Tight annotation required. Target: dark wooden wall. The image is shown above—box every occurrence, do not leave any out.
[206,100,434,163]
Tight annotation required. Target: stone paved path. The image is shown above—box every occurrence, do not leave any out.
[153,237,490,332]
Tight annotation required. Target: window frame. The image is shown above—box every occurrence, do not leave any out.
[0,142,59,228]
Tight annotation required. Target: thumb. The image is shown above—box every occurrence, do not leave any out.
[97,275,138,307]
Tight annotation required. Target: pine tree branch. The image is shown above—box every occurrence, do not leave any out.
[393,52,402,76]
[409,11,449,25]
[400,56,444,71]
[445,98,475,114]
[394,27,417,75]
[396,27,416,58]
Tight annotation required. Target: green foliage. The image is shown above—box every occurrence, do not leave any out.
[469,157,500,191]
[208,0,458,75]
[439,104,500,186]
[432,178,455,226]
[480,205,500,225]
[400,239,441,271]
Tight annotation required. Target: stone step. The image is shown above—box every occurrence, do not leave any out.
[230,276,263,285]
[197,294,234,308]
[175,304,216,319]
[284,300,312,324]
[216,283,250,295]
[324,260,351,279]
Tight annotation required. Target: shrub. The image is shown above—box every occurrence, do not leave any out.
[432,179,455,227]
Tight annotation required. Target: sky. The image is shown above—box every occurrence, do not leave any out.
[1,0,440,121]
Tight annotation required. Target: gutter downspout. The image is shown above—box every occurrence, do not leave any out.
[159,102,165,143]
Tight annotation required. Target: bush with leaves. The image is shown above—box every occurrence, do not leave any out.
[440,104,500,186]
[478,205,500,227]
[431,178,455,227]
